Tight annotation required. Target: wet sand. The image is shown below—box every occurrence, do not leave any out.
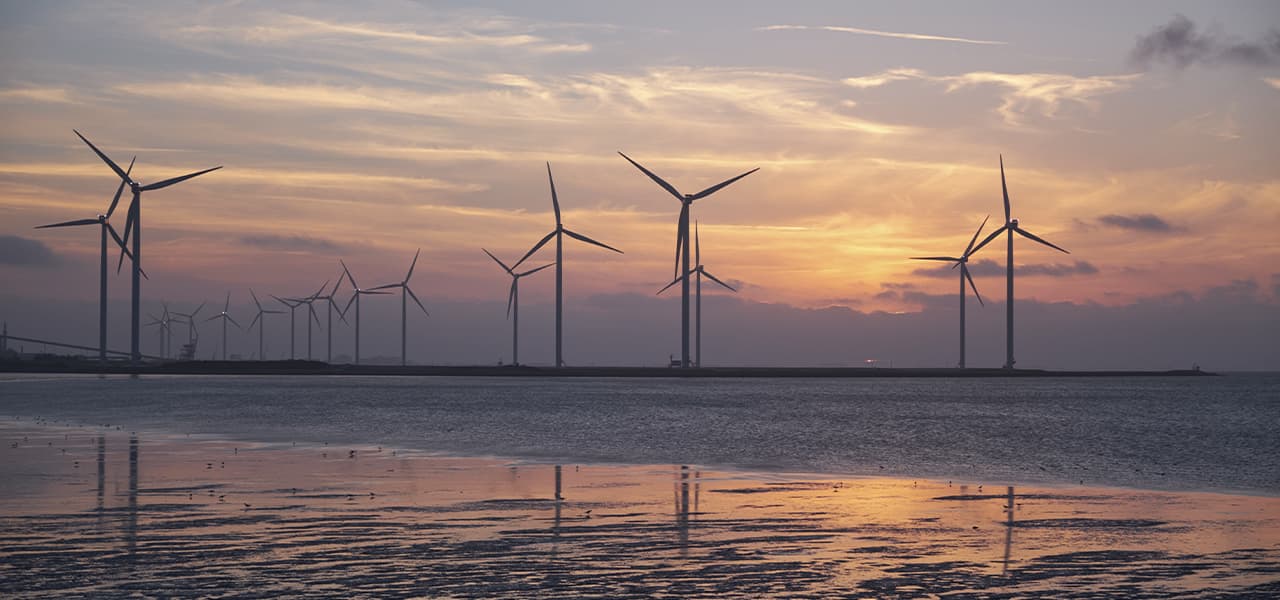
[1,420,1277,598]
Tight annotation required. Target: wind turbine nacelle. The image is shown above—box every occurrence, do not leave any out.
[1010,218,1019,226]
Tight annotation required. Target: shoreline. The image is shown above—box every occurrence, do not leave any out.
[0,359,1217,378]
[2,419,1277,597]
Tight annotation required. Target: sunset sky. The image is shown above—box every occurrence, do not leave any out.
[1,1,1277,368]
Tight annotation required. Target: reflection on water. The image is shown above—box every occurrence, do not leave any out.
[0,423,1277,598]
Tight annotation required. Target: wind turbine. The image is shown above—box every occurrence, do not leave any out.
[144,304,176,359]
[289,284,327,361]
[204,292,240,360]
[34,157,138,362]
[657,223,737,368]
[910,216,989,369]
[271,295,302,360]
[248,289,285,361]
[618,152,756,368]
[512,164,622,367]
[340,260,390,365]
[309,277,347,363]
[484,248,554,367]
[172,302,205,359]
[369,250,429,367]
[73,130,221,363]
[971,156,1069,369]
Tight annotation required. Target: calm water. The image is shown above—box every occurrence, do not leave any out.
[2,374,1277,494]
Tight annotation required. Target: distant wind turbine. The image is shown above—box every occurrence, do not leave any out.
[172,302,206,357]
[248,289,285,361]
[34,157,138,362]
[971,156,1069,369]
[289,283,328,361]
[657,223,737,368]
[484,248,554,367]
[512,164,622,367]
[203,292,240,360]
[73,130,221,362]
[370,250,429,367]
[618,152,756,368]
[309,277,347,363]
[340,260,390,365]
[271,295,303,360]
[144,304,177,359]
[910,216,989,368]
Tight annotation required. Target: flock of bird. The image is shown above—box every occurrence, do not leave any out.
[36,130,1068,369]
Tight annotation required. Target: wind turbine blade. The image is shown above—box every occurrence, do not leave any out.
[689,167,759,200]
[205,314,221,322]
[512,230,556,269]
[264,309,286,314]
[517,262,555,277]
[309,303,321,326]
[340,259,358,289]
[342,293,357,316]
[363,290,392,296]
[617,151,684,202]
[1000,155,1010,223]
[270,294,292,308]
[695,221,701,267]
[674,203,688,278]
[227,315,242,329]
[120,202,135,247]
[964,215,991,257]
[963,264,984,306]
[483,248,513,274]
[546,163,562,226]
[248,312,261,331]
[139,166,222,191]
[73,130,131,184]
[506,281,516,319]
[35,218,99,228]
[191,302,206,318]
[909,256,960,262]
[105,222,130,256]
[310,280,329,299]
[368,283,400,291]
[701,269,737,292]
[330,298,350,323]
[969,225,1008,255]
[405,248,420,282]
[656,273,688,295]
[562,228,622,254]
[1014,227,1070,254]
[223,290,231,312]
[106,156,136,218]
[404,286,427,316]
[250,289,264,311]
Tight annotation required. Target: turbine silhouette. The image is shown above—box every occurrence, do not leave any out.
[73,130,221,362]
[340,260,390,365]
[971,156,1069,368]
[618,152,756,368]
[657,223,737,367]
[34,156,138,362]
[910,216,989,368]
[484,248,554,366]
[370,250,430,366]
[512,163,622,367]
[203,292,240,360]
[247,289,285,361]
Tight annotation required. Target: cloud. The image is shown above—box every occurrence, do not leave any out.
[842,68,1139,125]
[912,259,1097,278]
[759,25,1006,46]
[0,86,77,104]
[0,235,59,266]
[239,234,343,253]
[1130,14,1280,69]
[1266,78,1280,90]
[1097,213,1177,233]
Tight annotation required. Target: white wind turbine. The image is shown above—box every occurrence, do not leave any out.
[511,163,622,367]
[340,260,390,365]
[369,250,430,367]
[34,157,138,362]
[203,292,240,360]
[970,156,1069,369]
[618,152,756,368]
[484,248,554,367]
[248,289,285,360]
[910,216,989,368]
[657,223,737,368]
[73,130,221,363]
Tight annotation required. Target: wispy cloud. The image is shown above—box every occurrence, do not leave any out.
[0,86,78,104]
[239,234,343,253]
[912,259,1098,279]
[1097,214,1178,233]
[759,24,1006,46]
[842,68,1139,125]
[1266,77,1280,90]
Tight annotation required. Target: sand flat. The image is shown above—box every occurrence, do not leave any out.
[1,421,1277,598]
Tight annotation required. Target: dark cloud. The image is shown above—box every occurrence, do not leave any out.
[0,235,58,266]
[880,282,916,290]
[240,234,342,253]
[1097,213,1177,233]
[1130,14,1280,69]
[913,259,1096,279]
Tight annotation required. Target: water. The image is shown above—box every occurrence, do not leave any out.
[2,373,1277,494]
